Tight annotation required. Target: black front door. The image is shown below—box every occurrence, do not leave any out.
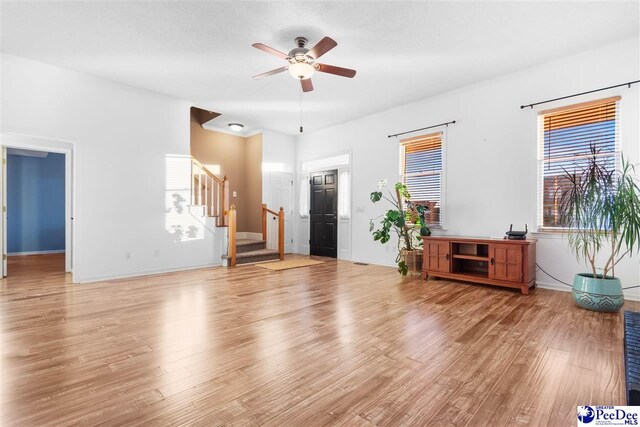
[310,170,338,258]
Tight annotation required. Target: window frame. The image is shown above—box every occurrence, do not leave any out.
[536,96,621,232]
[399,130,447,229]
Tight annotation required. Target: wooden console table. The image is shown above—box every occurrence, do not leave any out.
[422,236,536,294]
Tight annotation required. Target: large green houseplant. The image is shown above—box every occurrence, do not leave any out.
[556,146,640,311]
[369,180,431,275]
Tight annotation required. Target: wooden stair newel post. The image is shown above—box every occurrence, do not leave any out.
[262,204,268,241]
[228,205,237,267]
[278,207,285,261]
[222,176,229,227]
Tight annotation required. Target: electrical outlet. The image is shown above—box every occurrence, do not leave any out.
[232,191,237,197]
[125,252,131,260]
[153,250,160,257]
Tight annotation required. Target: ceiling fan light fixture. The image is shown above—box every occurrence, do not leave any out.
[228,123,244,132]
[252,36,356,93]
[288,62,315,80]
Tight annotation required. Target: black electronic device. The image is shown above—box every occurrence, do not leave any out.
[505,224,528,240]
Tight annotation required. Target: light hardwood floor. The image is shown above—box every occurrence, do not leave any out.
[1,253,637,426]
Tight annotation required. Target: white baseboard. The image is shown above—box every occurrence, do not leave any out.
[8,250,65,256]
[535,281,573,294]
[75,261,222,284]
[536,280,640,302]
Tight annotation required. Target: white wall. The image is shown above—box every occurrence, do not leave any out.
[295,37,640,300]
[261,129,296,173]
[261,129,296,207]
[3,37,638,299]
[1,54,225,282]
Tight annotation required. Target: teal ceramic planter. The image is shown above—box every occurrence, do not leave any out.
[572,273,624,312]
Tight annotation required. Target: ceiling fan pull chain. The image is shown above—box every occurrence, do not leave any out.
[299,86,304,133]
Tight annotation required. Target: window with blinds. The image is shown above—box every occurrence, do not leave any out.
[400,131,443,226]
[538,97,620,229]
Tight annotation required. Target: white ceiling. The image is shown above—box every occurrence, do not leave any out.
[2,1,638,135]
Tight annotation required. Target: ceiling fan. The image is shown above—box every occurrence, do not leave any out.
[252,36,356,92]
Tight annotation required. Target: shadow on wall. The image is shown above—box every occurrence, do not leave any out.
[164,154,204,243]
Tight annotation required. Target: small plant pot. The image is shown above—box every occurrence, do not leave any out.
[572,273,624,312]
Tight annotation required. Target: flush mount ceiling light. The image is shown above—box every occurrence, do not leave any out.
[228,123,244,132]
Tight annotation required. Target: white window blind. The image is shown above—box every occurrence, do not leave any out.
[299,176,309,217]
[400,131,443,226]
[338,171,350,219]
[537,97,620,229]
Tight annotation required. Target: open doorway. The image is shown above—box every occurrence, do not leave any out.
[0,134,74,280]
[5,148,66,277]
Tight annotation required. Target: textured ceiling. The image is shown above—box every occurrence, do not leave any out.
[2,1,638,135]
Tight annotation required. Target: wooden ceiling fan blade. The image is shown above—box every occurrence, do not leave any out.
[252,66,288,79]
[308,36,337,59]
[316,63,357,78]
[252,43,288,60]
[301,78,314,92]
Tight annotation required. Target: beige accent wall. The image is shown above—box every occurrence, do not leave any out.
[190,114,262,233]
[244,133,263,233]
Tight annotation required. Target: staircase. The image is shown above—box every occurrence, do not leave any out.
[191,157,229,227]
[190,157,285,268]
[222,239,280,266]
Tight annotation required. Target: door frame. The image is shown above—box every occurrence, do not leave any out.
[0,133,76,280]
[299,150,352,260]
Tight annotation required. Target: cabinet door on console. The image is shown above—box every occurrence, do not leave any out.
[489,244,523,282]
[425,241,450,273]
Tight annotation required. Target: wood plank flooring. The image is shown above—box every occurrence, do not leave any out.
[0,253,637,426]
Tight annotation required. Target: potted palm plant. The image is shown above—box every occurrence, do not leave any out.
[369,180,431,275]
[556,145,640,311]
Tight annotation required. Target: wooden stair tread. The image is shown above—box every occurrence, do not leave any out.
[235,239,268,255]
[236,239,267,246]
[222,248,279,260]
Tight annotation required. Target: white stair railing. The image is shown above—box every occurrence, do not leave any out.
[190,158,229,227]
